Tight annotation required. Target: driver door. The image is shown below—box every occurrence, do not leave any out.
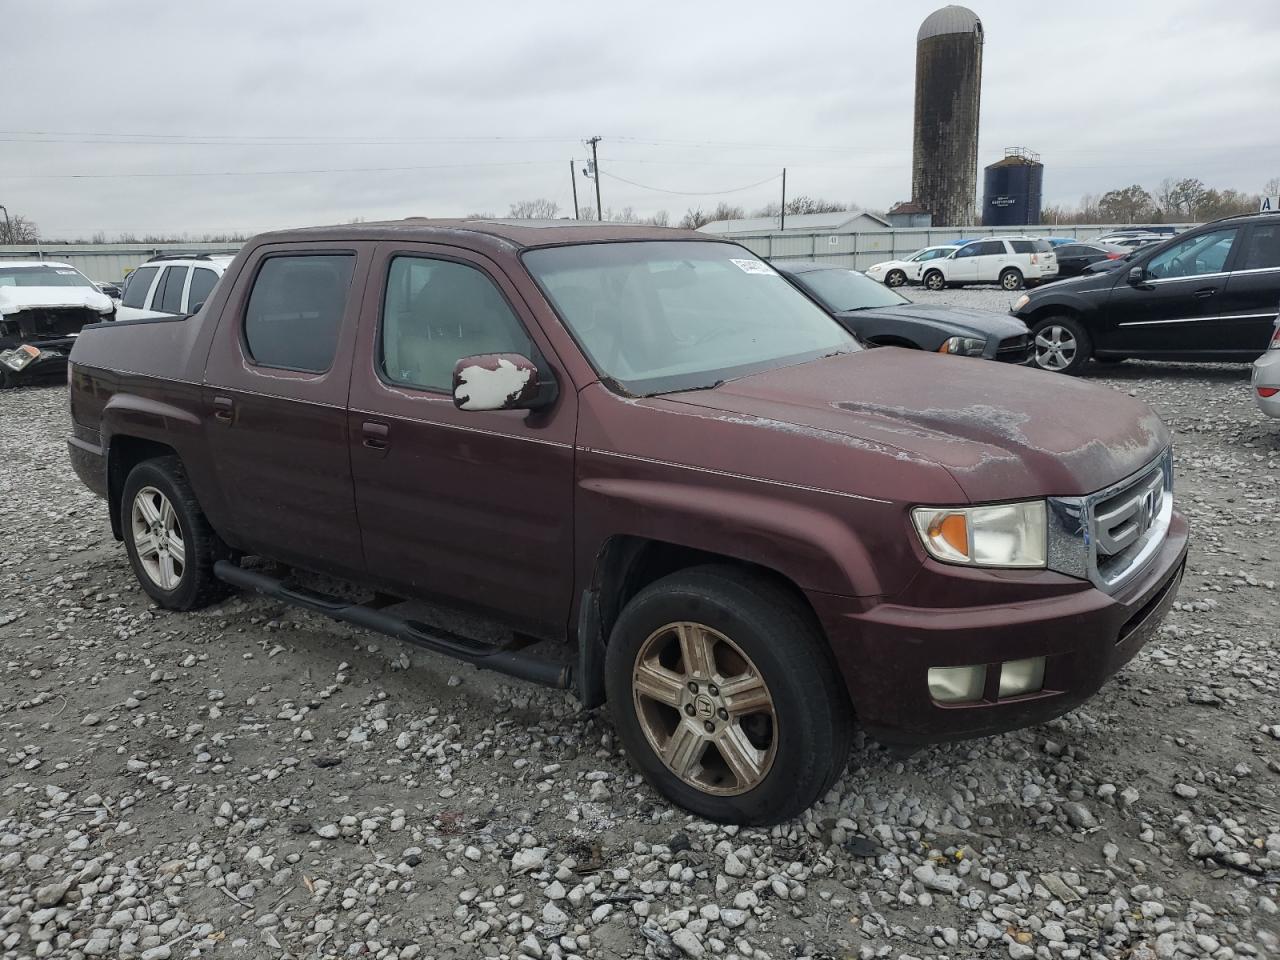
[947,244,980,283]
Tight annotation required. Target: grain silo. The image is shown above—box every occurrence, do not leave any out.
[983,148,1044,226]
[912,6,984,227]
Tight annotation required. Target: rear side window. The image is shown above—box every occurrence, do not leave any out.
[158,266,188,314]
[380,256,533,392]
[1009,240,1035,254]
[1240,225,1280,271]
[1058,245,1087,256]
[243,254,355,372]
[976,240,1006,256]
[188,267,219,311]
[122,266,158,308]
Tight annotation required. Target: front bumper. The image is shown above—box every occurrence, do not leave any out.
[812,510,1188,745]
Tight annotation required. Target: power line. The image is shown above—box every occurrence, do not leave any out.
[0,159,558,181]
[0,130,578,145]
[601,170,781,197]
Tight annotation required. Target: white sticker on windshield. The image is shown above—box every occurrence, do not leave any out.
[729,258,776,275]
[55,269,78,275]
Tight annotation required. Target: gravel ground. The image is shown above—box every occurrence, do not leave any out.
[2,288,1278,960]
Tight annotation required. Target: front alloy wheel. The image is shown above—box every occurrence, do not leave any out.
[632,621,777,796]
[923,270,945,291]
[1034,324,1078,371]
[885,269,907,287]
[130,486,186,590]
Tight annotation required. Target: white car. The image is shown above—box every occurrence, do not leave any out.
[864,245,958,287]
[1253,318,1280,418]
[918,237,1058,291]
[117,255,233,322]
[0,260,115,386]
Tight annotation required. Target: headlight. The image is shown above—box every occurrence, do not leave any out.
[937,336,986,357]
[866,264,884,273]
[1011,294,1030,312]
[911,501,1047,568]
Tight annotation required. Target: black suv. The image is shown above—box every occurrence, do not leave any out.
[1012,213,1280,373]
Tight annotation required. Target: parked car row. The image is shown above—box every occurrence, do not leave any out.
[865,236,1057,291]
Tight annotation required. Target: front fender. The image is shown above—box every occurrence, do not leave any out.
[576,475,909,600]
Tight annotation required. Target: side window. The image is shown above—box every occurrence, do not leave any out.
[977,240,1007,256]
[1240,225,1280,271]
[159,266,188,314]
[380,256,534,393]
[188,268,219,311]
[1147,228,1238,280]
[1009,240,1036,254]
[243,254,355,373]
[1058,245,1086,257]
[122,266,158,309]
[954,245,978,259]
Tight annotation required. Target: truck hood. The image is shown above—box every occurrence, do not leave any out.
[664,349,1168,501]
[0,286,114,316]
[837,303,1027,340]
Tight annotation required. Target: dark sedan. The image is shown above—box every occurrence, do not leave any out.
[1052,242,1127,278]
[774,260,1033,362]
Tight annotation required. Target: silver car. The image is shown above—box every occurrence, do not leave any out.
[1253,318,1280,418]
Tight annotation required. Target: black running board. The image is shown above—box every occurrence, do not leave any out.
[213,561,573,690]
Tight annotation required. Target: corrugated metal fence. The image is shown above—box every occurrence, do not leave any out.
[720,223,1197,271]
[0,243,243,282]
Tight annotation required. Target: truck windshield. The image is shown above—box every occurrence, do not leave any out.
[524,241,857,395]
[795,267,909,312]
[0,265,97,288]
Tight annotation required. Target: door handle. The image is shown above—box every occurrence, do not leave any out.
[212,396,234,423]
[362,421,389,451]
[1192,286,1217,299]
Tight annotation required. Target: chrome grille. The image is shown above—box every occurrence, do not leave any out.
[1047,449,1173,593]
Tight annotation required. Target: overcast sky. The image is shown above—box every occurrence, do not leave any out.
[5,0,1279,239]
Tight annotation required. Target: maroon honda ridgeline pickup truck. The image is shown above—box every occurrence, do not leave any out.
[67,220,1187,824]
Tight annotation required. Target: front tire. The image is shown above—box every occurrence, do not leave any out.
[922,270,945,291]
[121,457,227,610]
[1031,315,1092,375]
[605,566,852,825]
[1000,268,1024,290]
[885,269,907,288]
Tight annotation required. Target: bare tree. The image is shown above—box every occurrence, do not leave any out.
[508,198,560,219]
[0,213,39,244]
[642,210,670,227]
[1264,177,1280,197]
[783,196,848,216]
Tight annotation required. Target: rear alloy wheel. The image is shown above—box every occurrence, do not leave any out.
[605,566,852,824]
[121,457,228,610]
[1031,316,1092,375]
[1000,268,1024,291]
[884,269,907,287]
[923,270,945,291]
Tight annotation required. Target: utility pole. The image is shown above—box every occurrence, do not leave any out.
[586,136,603,220]
[0,205,9,245]
[780,169,787,232]
[569,160,579,219]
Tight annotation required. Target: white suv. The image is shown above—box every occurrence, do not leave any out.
[116,255,233,322]
[919,237,1058,291]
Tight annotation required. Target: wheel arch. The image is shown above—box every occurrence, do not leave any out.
[107,435,182,540]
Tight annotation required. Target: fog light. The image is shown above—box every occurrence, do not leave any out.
[928,665,987,703]
[998,657,1046,697]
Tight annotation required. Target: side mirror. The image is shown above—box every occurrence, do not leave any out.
[190,300,206,314]
[452,354,557,412]
[1127,266,1147,285]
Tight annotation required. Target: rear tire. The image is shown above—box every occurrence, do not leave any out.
[1031,315,1092,375]
[923,270,945,291]
[1000,268,1024,291]
[121,456,228,610]
[885,269,907,287]
[605,565,852,825]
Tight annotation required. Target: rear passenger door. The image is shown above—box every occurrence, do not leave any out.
[153,265,189,315]
[1216,222,1280,358]
[202,244,370,577]
[347,243,577,636]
